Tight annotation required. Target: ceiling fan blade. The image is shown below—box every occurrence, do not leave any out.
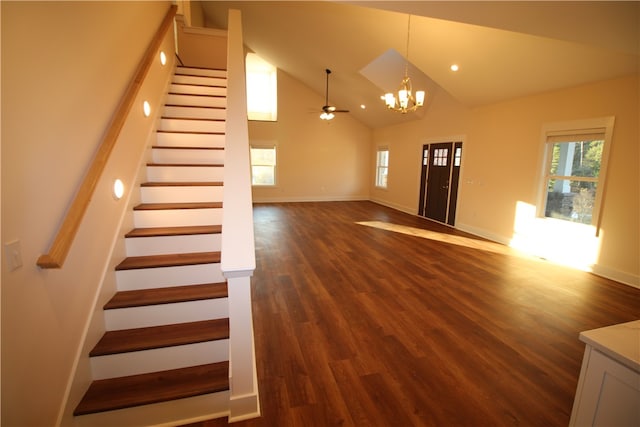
[334,109,349,113]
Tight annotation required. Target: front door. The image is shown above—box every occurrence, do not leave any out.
[418,142,462,225]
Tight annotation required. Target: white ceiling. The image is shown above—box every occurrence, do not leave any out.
[201,1,639,129]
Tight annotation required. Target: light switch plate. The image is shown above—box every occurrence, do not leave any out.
[5,240,23,271]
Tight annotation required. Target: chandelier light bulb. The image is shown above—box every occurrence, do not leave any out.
[382,15,427,114]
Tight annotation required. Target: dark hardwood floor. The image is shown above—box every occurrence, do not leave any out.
[185,201,640,427]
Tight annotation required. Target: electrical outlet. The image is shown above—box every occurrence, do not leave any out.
[4,240,23,271]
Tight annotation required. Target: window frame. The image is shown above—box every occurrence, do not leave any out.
[375,147,389,189]
[537,116,615,232]
[245,53,278,122]
[250,142,277,187]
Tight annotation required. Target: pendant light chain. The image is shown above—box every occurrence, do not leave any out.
[405,15,411,78]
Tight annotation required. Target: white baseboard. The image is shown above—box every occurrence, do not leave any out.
[455,222,512,246]
[591,264,640,289]
[228,392,261,423]
[369,198,416,216]
[252,195,368,203]
[456,223,640,290]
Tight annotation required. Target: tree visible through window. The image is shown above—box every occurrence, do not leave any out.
[542,125,609,225]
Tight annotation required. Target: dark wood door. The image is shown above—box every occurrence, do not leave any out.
[419,142,463,225]
[425,143,452,223]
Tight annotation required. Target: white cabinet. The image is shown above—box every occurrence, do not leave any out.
[569,320,640,427]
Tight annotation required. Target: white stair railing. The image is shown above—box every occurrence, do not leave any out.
[221,9,260,422]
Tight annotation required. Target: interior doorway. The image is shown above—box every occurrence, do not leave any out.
[418,141,462,225]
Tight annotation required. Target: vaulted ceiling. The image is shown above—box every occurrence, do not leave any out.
[201,1,639,129]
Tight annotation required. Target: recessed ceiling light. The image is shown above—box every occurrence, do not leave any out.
[450,64,459,72]
[360,104,366,109]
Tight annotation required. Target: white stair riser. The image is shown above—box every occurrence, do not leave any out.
[163,105,226,120]
[166,93,226,108]
[177,67,227,78]
[170,83,226,97]
[147,165,224,182]
[173,74,226,87]
[133,208,223,228]
[152,148,225,165]
[159,118,225,133]
[125,233,222,256]
[116,263,225,291]
[90,340,229,380]
[156,132,225,148]
[141,186,223,204]
[73,390,230,427]
[105,298,229,330]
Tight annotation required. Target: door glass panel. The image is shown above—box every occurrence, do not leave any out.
[433,148,448,166]
[454,147,462,166]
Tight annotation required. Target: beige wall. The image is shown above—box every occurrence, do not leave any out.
[1,2,173,425]
[372,75,639,286]
[176,15,227,70]
[251,70,371,202]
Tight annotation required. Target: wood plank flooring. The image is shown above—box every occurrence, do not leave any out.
[185,201,640,427]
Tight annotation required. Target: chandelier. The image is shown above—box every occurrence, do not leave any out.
[383,15,425,113]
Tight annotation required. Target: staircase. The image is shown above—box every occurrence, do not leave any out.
[74,66,232,426]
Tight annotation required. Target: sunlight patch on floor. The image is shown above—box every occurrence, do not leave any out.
[356,221,520,256]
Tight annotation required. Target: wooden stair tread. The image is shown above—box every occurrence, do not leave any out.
[171,83,227,88]
[115,251,221,270]
[167,92,226,98]
[140,181,223,187]
[156,130,226,135]
[160,117,225,122]
[104,282,228,310]
[152,145,224,150]
[134,202,223,210]
[176,66,227,72]
[90,318,229,356]
[74,361,229,415]
[164,104,226,110]
[125,225,222,238]
[146,162,224,167]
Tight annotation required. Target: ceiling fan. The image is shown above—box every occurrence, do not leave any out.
[319,69,349,120]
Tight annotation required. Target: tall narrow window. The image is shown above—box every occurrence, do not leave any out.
[250,144,277,186]
[540,117,613,227]
[376,147,389,188]
[245,53,277,121]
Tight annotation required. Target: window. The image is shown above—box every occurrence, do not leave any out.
[433,148,449,166]
[376,147,389,188]
[250,144,276,186]
[245,53,277,121]
[540,117,614,227]
[454,146,462,167]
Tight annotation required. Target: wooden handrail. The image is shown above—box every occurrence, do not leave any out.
[37,5,177,269]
